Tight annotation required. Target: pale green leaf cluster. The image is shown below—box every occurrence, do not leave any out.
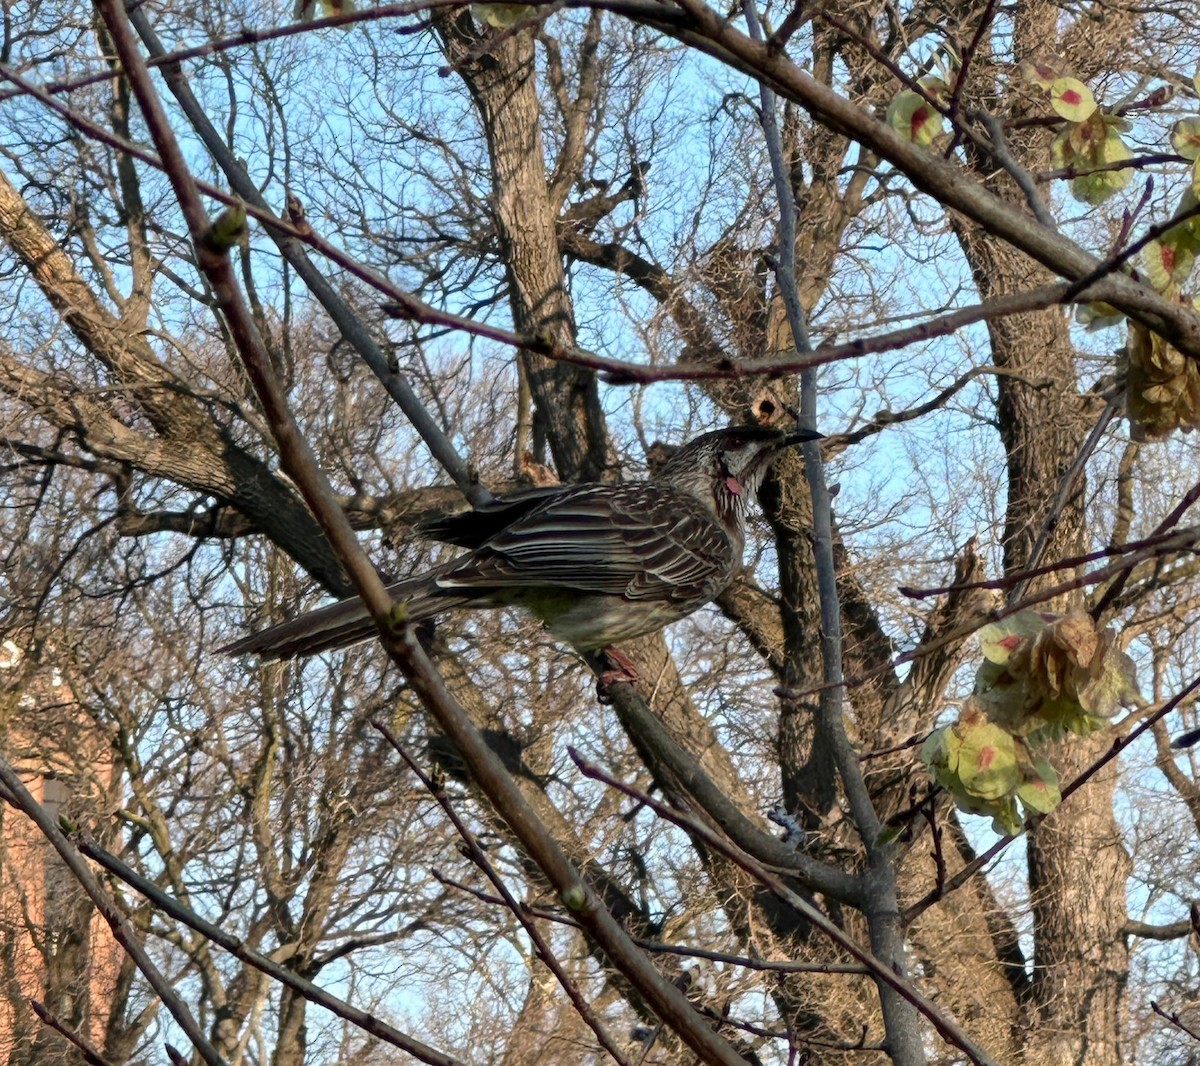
[923,611,1141,834]
[471,3,537,28]
[1046,65,1200,439]
[884,48,959,147]
[1017,61,1134,205]
[922,711,1061,836]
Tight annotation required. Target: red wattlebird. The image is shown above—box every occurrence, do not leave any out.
[223,425,820,674]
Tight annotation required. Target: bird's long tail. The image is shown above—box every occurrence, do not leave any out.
[220,568,476,661]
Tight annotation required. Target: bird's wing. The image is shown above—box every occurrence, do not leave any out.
[436,484,734,601]
[419,485,570,548]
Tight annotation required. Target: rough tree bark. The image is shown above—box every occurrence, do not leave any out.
[438,13,609,483]
[950,4,1131,1060]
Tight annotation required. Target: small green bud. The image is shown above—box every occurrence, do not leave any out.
[205,204,248,251]
[387,602,410,631]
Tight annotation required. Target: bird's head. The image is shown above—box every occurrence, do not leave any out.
[653,424,821,518]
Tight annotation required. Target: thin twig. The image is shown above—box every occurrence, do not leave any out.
[569,749,1000,1066]
[1111,178,1155,257]
[78,838,465,1066]
[943,0,999,142]
[29,1000,117,1066]
[924,799,947,897]
[389,282,1064,383]
[433,870,869,973]
[1151,1001,1200,1043]
[0,2,471,106]
[1037,152,1189,182]
[1010,391,1122,602]
[693,1005,888,1051]
[923,525,1199,659]
[767,0,809,50]
[0,757,225,1066]
[858,733,931,761]
[373,721,635,1066]
[978,111,1056,230]
[901,524,1198,601]
[834,362,1054,452]
[1093,472,1200,619]
[816,9,958,132]
[1062,195,1200,306]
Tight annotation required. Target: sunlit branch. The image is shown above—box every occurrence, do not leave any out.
[373,720,636,1066]
[570,748,1001,1066]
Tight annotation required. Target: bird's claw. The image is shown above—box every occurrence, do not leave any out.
[596,646,640,702]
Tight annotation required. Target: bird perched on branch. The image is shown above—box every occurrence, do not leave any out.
[223,425,819,675]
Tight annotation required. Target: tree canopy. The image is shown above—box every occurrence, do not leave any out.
[2,0,1200,1063]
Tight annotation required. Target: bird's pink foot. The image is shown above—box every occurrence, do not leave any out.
[596,646,640,701]
[604,645,641,682]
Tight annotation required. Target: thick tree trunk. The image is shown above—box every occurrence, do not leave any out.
[439,16,608,483]
[960,210,1130,1066]
[952,4,1132,1049]
[1025,742,1131,1066]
